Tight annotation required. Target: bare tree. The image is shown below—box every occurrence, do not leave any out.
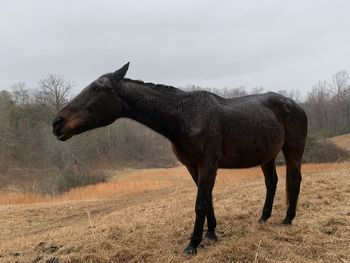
[305,81,331,131]
[251,86,264,94]
[330,70,349,98]
[276,89,301,101]
[11,82,30,105]
[36,74,74,112]
[329,71,350,131]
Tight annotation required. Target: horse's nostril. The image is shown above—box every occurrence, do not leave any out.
[52,116,65,129]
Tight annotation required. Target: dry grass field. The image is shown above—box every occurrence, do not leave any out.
[0,162,349,263]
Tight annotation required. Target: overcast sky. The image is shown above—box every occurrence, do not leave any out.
[1,0,349,96]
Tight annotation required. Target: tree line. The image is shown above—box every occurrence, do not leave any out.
[303,71,350,137]
[0,71,349,193]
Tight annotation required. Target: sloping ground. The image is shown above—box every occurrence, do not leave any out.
[0,163,349,263]
[0,166,264,205]
[328,133,350,151]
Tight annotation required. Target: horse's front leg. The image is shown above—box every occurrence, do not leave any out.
[186,165,218,242]
[183,162,217,256]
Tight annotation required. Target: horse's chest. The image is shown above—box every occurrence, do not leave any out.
[171,140,205,166]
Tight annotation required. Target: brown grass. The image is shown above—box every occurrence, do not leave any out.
[0,162,349,262]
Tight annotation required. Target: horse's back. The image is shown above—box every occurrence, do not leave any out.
[213,92,307,168]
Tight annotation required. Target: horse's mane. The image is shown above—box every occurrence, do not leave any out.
[123,78,183,93]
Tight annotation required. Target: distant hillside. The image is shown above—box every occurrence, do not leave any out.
[327,133,350,151]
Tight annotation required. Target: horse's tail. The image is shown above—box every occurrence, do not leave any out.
[286,175,290,205]
[281,98,307,206]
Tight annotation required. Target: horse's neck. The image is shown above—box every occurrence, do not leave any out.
[118,79,183,141]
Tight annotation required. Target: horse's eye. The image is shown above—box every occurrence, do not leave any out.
[92,86,99,92]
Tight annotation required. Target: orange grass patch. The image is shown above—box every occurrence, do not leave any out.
[0,192,51,205]
[58,179,173,201]
[1,161,349,206]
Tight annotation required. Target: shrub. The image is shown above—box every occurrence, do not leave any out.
[55,169,107,194]
[302,137,350,163]
[276,137,350,165]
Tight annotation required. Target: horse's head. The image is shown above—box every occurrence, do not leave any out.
[52,62,129,141]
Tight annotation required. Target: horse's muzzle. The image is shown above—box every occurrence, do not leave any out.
[52,116,65,136]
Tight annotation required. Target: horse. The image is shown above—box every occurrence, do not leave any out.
[52,63,308,256]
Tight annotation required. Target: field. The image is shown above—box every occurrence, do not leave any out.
[0,162,349,263]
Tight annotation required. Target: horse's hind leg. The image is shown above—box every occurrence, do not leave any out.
[259,159,278,222]
[280,102,307,224]
[282,152,302,225]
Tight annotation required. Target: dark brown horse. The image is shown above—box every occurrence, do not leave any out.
[52,63,307,256]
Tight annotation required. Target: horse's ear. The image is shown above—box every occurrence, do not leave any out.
[112,62,130,80]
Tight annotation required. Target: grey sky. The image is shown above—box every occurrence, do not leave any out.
[1,0,349,96]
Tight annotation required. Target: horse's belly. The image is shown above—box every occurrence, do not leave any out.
[219,129,284,168]
[219,149,281,168]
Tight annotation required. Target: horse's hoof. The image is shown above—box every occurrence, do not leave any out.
[258,217,268,223]
[183,244,197,257]
[205,231,218,242]
[282,218,292,225]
